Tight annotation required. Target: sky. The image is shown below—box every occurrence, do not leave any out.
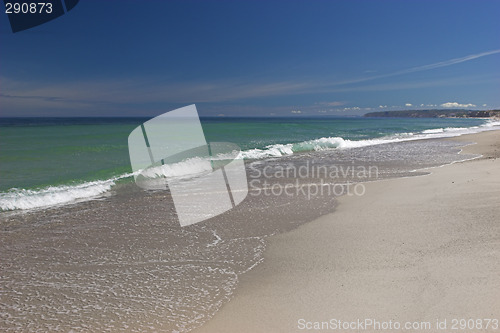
[1,0,499,117]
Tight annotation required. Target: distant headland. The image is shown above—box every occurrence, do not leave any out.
[364,109,500,118]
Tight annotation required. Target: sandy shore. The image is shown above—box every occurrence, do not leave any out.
[194,130,500,333]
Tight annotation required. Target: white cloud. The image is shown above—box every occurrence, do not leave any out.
[328,49,500,87]
[440,102,476,108]
[405,103,412,107]
[400,49,500,75]
[316,101,345,107]
[291,110,302,114]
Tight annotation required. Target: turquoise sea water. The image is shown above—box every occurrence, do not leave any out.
[0,116,497,211]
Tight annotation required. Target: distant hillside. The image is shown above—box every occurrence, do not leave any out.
[364,109,500,118]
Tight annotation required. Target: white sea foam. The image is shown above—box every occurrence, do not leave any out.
[141,157,213,179]
[0,173,134,212]
[422,127,467,134]
[238,119,500,159]
[422,128,444,134]
[483,119,500,127]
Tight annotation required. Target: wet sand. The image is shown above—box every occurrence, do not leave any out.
[194,130,500,333]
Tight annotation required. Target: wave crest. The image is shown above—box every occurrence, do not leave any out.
[238,119,500,159]
[0,173,134,212]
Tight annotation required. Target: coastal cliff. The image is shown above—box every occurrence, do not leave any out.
[364,109,500,118]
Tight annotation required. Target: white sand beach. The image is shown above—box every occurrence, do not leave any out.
[194,130,500,333]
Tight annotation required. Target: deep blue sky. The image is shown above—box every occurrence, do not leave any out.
[1,0,499,117]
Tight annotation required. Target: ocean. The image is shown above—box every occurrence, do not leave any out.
[1,116,498,211]
[1,116,500,332]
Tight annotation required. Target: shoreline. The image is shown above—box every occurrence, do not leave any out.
[193,130,500,333]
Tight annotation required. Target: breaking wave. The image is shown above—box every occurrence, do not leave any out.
[238,119,500,159]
